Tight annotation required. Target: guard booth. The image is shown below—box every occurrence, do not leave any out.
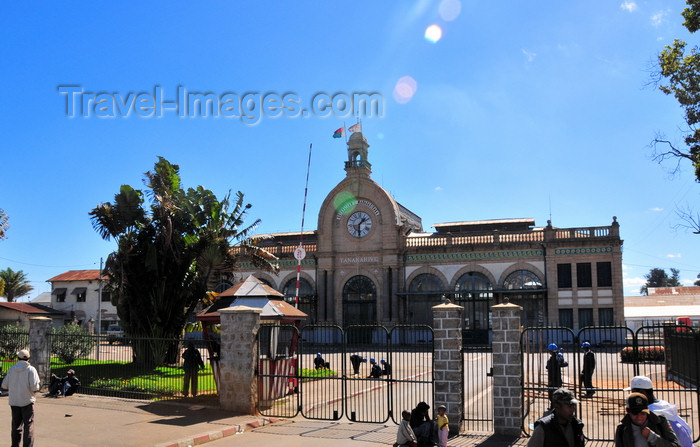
[196,275,307,397]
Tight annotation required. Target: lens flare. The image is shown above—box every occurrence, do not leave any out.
[393,76,418,104]
[333,191,356,214]
[424,24,443,43]
[439,0,461,22]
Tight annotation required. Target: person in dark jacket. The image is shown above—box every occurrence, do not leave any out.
[546,343,568,398]
[614,392,680,447]
[314,353,329,369]
[182,342,205,397]
[410,401,434,446]
[367,358,382,378]
[580,342,596,397]
[349,354,365,375]
[528,388,585,447]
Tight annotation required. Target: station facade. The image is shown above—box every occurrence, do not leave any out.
[230,132,624,334]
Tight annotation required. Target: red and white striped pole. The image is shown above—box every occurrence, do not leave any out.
[294,143,313,308]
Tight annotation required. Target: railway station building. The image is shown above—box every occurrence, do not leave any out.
[228,132,624,336]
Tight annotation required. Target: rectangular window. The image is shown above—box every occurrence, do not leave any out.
[559,309,574,329]
[101,291,111,302]
[557,264,572,289]
[577,263,592,288]
[597,262,612,287]
[579,308,594,328]
[599,308,614,326]
[72,287,87,302]
[52,287,67,303]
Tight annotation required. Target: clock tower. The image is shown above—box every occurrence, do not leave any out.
[315,131,423,326]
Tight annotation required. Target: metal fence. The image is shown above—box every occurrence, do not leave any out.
[256,323,433,424]
[47,333,218,400]
[461,344,493,434]
[521,325,700,442]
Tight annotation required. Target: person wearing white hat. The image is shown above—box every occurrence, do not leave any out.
[625,376,693,447]
[1,349,41,447]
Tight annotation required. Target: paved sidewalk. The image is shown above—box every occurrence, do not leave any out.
[0,393,624,447]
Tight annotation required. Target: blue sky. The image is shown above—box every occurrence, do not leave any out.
[1,1,698,299]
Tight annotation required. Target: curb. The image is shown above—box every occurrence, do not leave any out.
[152,417,284,447]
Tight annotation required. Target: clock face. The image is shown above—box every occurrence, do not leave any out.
[346,211,373,238]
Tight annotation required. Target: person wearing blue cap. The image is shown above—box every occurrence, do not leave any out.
[546,343,568,398]
[314,353,329,370]
[380,359,392,377]
[368,358,382,378]
[580,342,596,397]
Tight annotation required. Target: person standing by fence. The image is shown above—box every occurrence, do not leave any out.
[1,349,40,447]
[580,342,595,397]
[182,342,205,397]
[546,343,567,398]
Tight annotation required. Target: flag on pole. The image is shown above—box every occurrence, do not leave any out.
[348,123,362,133]
[333,127,345,138]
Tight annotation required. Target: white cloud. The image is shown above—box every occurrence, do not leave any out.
[434,186,443,191]
[666,253,682,258]
[650,207,664,212]
[522,49,536,63]
[624,276,647,296]
[651,10,669,27]
[621,1,637,13]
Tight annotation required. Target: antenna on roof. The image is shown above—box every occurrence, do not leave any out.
[548,194,552,224]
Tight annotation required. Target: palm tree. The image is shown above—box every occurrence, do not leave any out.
[0,208,8,241]
[90,157,277,364]
[0,268,33,302]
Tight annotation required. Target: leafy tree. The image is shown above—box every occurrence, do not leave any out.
[89,157,277,365]
[640,267,683,295]
[0,208,8,241]
[654,1,700,233]
[0,278,4,298]
[51,323,94,364]
[0,268,34,302]
[695,272,700,286]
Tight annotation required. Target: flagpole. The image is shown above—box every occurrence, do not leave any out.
[294,143,313,308]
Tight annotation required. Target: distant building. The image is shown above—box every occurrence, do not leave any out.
[47,270,117,332]
[0,302,64,328]
[625,286,700,331]
[228,132,624,333]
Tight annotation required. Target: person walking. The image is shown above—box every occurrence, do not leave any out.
[182,342,205,397]
[624,376,692,447]
[1,349,40,447]
[614,392,680,447]
[580,342,595,397]
[528,388,585,447]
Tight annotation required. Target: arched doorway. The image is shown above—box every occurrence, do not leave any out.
[342,275,376,325]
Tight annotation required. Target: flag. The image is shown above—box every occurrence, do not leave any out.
[348,123,362,133]
[333,127,345,138]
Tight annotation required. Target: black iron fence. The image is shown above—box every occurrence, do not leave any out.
[256,323,433,424]
[521,325,700,442]
[47,333,218,400]
[461,343,493,434]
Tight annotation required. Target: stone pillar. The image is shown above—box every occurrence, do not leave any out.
[29,317,52,388]
[432,301,463,437]
[491,301,523,436]
[218,306,262,414]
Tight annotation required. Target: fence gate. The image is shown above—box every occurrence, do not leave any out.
[256,323,434,424]
[521,325,700,443]
[461,343,493,433]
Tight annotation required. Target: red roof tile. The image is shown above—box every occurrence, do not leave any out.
[0,302,65,316]
[47,270,107,282]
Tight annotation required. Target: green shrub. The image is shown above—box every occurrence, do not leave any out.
[620,346,665,363]
[0,325,29,359]
[51,324,95,363]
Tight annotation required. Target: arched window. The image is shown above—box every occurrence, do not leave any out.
[343,276,376,324]
[213,280,234,293]
[502,269,545,326]
[407,274,444,325]
[503,270,542,289]
[282,277,317,321]
[454,272,493,332]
